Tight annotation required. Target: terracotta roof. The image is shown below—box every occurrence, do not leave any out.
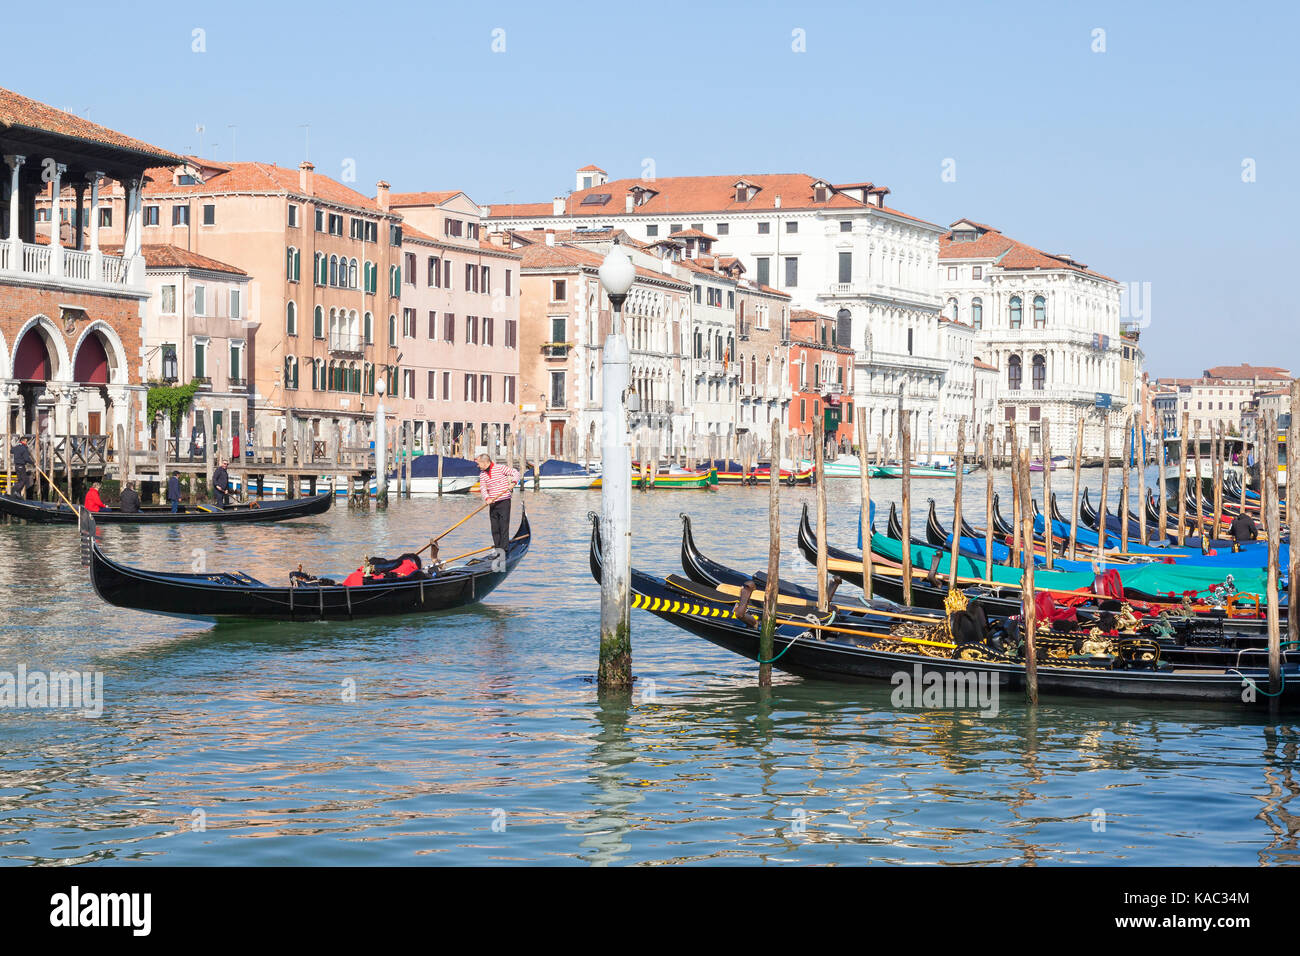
[102,243,247,275]
[399,223,522,259]
[0,86,181,165]
[140,160,391,214]
[387,190,463,207]
[518,242,689,287]
[974,358,998,372]
[1203,363,1290,380]
[668,228,717,241]
[791,308,831,321]
[577,164,606,173]
[486,172,938,226]
[940,220,1114,281]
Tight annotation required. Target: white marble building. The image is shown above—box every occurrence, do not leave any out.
[487,170,946,455]
[938,219,1125,456]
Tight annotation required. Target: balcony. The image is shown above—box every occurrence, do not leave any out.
[329,332,363,356]
[541,342,573,358]
[228,377,247,390]
[0,239,138,293]
[194,376,212,390]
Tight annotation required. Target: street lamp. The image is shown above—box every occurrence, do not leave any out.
[597,238,635,691]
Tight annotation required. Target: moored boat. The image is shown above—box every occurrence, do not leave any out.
[0,490,332,525]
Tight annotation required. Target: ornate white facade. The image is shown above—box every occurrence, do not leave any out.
[939,220,1125,456]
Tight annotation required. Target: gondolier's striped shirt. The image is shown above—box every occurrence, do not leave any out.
[479,463,519,503]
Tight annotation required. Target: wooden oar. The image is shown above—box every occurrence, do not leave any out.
[439,544,495,565]
[34,463,78,512]
[415,499,493,558]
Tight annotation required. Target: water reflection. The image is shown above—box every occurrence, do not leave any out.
[0,480,1297,865]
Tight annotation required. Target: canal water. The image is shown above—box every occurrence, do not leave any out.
[0,470,1295,866]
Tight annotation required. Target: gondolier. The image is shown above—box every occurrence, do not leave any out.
[11,438,34,498]
[212,459,230,507]
[475,446,519,557]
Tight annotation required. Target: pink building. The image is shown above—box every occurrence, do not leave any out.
[389,191,522,452]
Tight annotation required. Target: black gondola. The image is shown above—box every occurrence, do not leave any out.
[89,508,531,621]
[0,491,333,525]
[595,515,1300,704]
[990,493,1014,537]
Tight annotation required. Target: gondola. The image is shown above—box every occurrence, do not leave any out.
[596,515,1300,704]
[681,511,1278,667]
[88,508,531,621]
[0,490,332,525]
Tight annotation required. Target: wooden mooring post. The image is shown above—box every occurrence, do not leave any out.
[760,418,781,688]
[1290,381,1300,655]
[1070,417,1083,562]
[1177,412,1190,547]
[1018,445,1038,705]
[1120,415,1131,555]
[900,404,912,606]
[948,417,966,588]
[814,417,828,613]
[983,424,994,582]
[1042,417,1053,570]
[1264,411,1282,696]
[1157,423,1168,544]
[857,411,873,600]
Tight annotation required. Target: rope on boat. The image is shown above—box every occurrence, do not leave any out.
[756,620,815,664]
[1229,668,1287,698]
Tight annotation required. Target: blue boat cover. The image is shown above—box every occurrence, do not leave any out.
[525,459,591,477]
[407,455,481,479]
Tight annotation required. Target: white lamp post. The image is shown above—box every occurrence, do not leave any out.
[375,376,387,507]
[597,238,635,691]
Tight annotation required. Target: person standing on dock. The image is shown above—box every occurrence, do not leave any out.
[475,446,519,558]
[212,459,230,507]
[11,438,34,498]
[166,471,182,513]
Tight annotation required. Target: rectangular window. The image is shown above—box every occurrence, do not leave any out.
[505,319,517,348]
[483,317,494,346]
[840,221,852,232]
[784,257,798,287]
[389,224,401,246]
[785,221,798,234]
[505,375,516,404]
[550,371,565,408]
[229,289,241,320]
[428,311,437,339]
[161,343,178,381]
[444,260,452,289]
[98,207,112,227]
[172,205,190,226]
[193,284,206,316]
[505,269,512,297]
[445,219,464,238]
[428,256,440,287]
[442,372,451,401]
[202,204,216,226]
[716,223,729,236]
[444,313,455,343]
[552,279,567,302]
[464,374,474,402]
[757,221,770,235]
[481,265,490,293]
[466,315,478,345]
[670,223,683,234]
[428,370,436,399]
[551,317,566,343]
[756,257,770,286]
[646,225,658,237]
[800,398,806,422]
[315,209,325,232]
[838,252,852,284]
[328,214,344,236]
[947,266,958,280]
[193,340,207,378]
[404,252,416,285]
[160,284,177,314]
[229,342,242,381]
[143,205,159,226]
[972,266,982,280]
[288,204,299,228]
[481,374,491,403]
[403,307,416,337]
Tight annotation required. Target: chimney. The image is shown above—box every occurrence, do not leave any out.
[774,195,782,209]
[553,196,565,216]
[545,232,555,246]
[298,161,314,195]
[376,180,391,211]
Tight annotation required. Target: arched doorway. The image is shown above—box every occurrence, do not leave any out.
[12,324,57,436]
[73,331,111,436]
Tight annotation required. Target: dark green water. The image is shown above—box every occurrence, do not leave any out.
[0,473,1296,865]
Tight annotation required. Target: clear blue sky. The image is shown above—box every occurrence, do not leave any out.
[11,0,1296,377]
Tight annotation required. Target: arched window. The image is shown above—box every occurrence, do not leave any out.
[1009,296,1022,329]
[1033,295,1046,328]
[947,297,958,321]
[971,297,982,330]
[349,258,358,289]
[284,355,299,390]
[364,311,373,345]
[286,246,297,281]
[388,313,397,343]
[315,252,325,285]
[313,306,324,339]
[329,255,339,287]
[1008,354,1022,391]
[1032,354,1046,390]
[286,300,297,336]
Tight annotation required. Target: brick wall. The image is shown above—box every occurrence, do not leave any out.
[0,283,144,382]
